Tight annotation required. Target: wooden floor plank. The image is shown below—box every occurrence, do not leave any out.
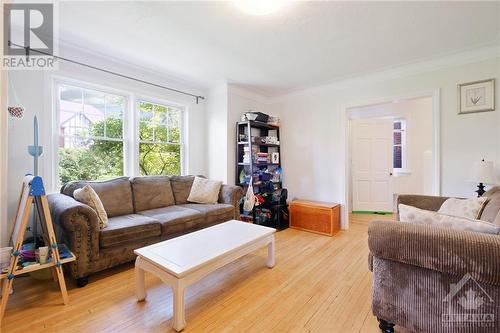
[2,214,412,333]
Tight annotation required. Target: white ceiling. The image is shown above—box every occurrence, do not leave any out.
[59,1,500,97]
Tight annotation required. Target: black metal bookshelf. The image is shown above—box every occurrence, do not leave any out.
[236,120,288,229]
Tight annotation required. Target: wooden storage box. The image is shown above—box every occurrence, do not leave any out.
[289,200,340,236]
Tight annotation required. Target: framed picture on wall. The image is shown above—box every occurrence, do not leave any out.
[458,79,495,114]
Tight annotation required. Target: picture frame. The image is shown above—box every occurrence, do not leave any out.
[458,79,495,114]
[271,152,279,164]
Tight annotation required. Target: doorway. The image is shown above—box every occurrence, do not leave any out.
[348,95,436,215]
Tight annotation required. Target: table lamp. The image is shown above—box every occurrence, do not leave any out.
[470,159,497,197]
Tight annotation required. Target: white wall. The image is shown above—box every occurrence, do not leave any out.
[349,97,434,205]
[206,84,228,183]
[0,70,8,246]
[5,44,208,244]
[271,56,500,223]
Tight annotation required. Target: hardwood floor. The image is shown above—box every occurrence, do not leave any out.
[2,214,404,333]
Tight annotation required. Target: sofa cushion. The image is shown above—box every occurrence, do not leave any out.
[130,176,175,212]
[138,206,204,237]
[181,203,235,227]
[399,204,500,235]
[180,203,234,217]
[438,197,488,219]
[61,177,134,218]
[480,187,500,225]
[170,175,195,204]
[187,177,223,204]
[73,185,108,229]
[100,214,161,248]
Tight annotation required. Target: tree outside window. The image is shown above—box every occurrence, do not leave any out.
[138,101,182,176]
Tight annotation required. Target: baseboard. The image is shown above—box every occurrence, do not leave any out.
[351,210,393,215]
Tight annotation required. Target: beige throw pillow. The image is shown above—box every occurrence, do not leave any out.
[187,177,222,204]
[399,204,500,235]
[74,185,108,229]
[438,197,489,219]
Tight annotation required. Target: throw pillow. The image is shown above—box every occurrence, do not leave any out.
[438,197,489,219]
[398,204,500,235]
[187,177,222,204]
[74,185,108,229]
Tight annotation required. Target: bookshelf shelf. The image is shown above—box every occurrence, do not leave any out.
[238,141,280,147]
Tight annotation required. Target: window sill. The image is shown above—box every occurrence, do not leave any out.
[393,170,412,177]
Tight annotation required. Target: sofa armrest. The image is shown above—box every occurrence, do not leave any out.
[394,194,450,220]
[368,220,500,286]
[48,193,100,278]
[218,184,244,219]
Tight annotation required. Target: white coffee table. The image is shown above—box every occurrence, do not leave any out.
[134,220,276,331]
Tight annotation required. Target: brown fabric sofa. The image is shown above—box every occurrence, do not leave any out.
[368,188,500,333]
[48,175,243,286]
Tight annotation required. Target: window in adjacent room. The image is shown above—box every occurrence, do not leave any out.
[138,100,183,176]
[57,83,126,184]
[393,119,406,170]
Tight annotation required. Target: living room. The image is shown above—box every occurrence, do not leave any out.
[1,1,500,332]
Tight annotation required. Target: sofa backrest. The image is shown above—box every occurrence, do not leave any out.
[170,175,196,204]
[61,177,134,218]
[130,176,175,212]
[481,186,500,226]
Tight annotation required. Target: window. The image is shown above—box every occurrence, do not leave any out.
[393,119,406,170]
[57,84,125,184]
[55,80,185,186]
[138,100,182,176]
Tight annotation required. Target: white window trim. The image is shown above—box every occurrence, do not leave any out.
[51,76,187,189]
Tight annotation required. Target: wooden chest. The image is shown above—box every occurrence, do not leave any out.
[289,200,341,236]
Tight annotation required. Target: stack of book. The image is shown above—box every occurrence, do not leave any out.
[256,152,269,164]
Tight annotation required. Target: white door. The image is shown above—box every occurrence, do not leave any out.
[351,118,393,212]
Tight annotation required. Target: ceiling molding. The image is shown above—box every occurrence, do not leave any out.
[228,85,274,105]
[270,42,500,103]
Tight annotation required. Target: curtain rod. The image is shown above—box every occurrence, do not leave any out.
[8,41,205,104]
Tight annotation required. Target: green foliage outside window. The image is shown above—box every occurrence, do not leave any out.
[59,114,181,185]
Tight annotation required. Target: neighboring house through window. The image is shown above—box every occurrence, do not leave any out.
[57,84,125,185]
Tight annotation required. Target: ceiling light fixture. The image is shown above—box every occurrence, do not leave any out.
[235,0,288,16]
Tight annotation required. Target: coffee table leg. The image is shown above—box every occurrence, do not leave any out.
[267,236,275,268]
[135,257,147,301]
[172,279,186,332]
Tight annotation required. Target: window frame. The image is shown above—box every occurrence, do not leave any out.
[135,96,186,176]
[52,77,187,189]
[392,118,407,171]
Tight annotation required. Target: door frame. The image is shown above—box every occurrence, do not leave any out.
[342,89,441,229]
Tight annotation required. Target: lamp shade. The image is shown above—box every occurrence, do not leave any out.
[470,160,498,184]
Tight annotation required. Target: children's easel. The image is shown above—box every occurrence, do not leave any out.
[0,175,76,324]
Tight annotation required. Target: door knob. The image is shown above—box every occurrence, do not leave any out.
[389,172,393,176]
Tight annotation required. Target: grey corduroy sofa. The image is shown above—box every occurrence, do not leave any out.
[48,175,243,287]
[368,188,500,333]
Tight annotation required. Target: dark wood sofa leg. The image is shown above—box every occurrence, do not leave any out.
[76,276,89,288]
[377,318,395,333]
